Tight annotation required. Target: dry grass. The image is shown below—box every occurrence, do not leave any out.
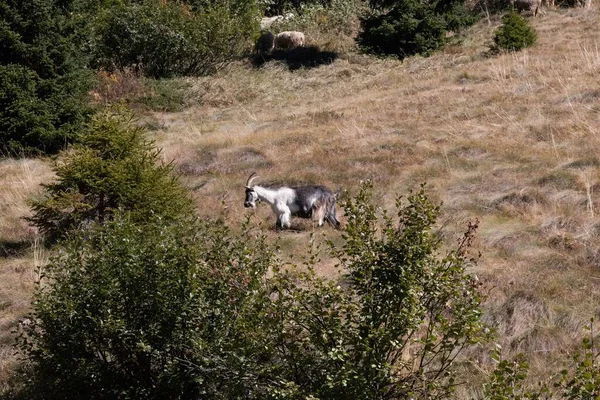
[0,159,52,389]
[2,6,600,393]
[147,6,600,384]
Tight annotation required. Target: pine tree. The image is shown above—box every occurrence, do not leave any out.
[0,0,93,156]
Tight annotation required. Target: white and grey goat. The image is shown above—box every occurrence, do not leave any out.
[244,172,341,229]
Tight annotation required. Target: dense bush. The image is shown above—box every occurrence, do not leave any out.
[21,182,488,399]
[492,12,537,52]
[0,0,94,156]
[260,0,334,15]
[92,0,258,78]
[20,214,275,399]
[358,0,478,59]
[28,107,193,242]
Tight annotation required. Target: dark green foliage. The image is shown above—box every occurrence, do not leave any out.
[0,0,94,156]
[358,0,478,59]
[28,107,193,242]
[20,214,274,399]
[492,12,537,52]
[260,0,334,15]
[92,0,258,78]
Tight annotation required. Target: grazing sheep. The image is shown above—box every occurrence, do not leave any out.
[274,31,305,50]
[255,31,275,55]
[514,0,542,16]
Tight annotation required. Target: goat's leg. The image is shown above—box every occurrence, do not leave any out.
[327,206,341,229]
[275,203,292,228]
[312,204,326,226]
[280,211,292,228]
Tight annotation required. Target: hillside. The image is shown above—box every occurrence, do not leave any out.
[2,6,600,394]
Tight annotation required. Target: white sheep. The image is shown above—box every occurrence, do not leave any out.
[274,31,305,50]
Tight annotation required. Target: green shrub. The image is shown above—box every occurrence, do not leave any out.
[0,0,94,156]
[482,324,600,399]
[92,0,258,78]
[28,107,193,242]
[20,214,274,399]
[21,182,488,398]
[492,12,537,52]
[358,0,478,59]
[261,183,488,399]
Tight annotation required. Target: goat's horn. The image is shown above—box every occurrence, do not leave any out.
[246,172,259,187]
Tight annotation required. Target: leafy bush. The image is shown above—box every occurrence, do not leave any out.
[21,182,488,398]
[262,183,488,398]
[358,0,478,59]
[28,107,193,242]
[20,214,274,399]
[482,325,600,399]
[492,12,537,52]
[92,0,258,78]
[484,347,535,400]
[0,0,94,156]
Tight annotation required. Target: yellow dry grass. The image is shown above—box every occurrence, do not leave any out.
[0,159,52,387]
[2,5,600,393]
[147,7,600,384]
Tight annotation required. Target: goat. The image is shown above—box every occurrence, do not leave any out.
[244,172,341,229]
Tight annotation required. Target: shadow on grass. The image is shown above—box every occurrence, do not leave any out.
[0,239,31,258]
[251,46,338,70]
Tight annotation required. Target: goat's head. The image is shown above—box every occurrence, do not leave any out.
[244,172,260,208]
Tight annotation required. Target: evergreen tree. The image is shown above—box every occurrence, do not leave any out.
[358,0,478,59]
[492,12,537,53]
[0,0,93,156]
[28,107,194,243]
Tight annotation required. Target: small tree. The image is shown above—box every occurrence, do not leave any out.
[492,12,537,52]
[28,107,193,242]
[0,0,94,156]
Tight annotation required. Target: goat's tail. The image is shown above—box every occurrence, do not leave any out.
[325,193,341,229]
